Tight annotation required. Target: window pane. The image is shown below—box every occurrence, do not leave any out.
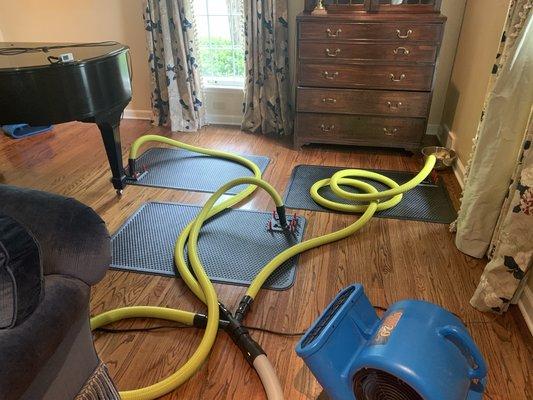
[208,16,231,41]
[194,0,245,87]
[207,0,228,15]
[196,16,209,40]
[193,0,207,15]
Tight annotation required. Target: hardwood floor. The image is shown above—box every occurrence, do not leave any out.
[1,120,531,399]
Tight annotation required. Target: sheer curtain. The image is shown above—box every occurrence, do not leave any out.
[144,0,206,132]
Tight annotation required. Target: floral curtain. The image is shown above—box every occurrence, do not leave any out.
[452,1,533,313]
[471,113,533,313]
[144,0,206,132]
[242,0,293,136]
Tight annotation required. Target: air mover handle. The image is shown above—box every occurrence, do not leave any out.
[439,325,488,381]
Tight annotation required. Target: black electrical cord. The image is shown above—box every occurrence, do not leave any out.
[0,41,120,56]
[94,323,307,337]
[93,305,392,337]
[93,305,492,337]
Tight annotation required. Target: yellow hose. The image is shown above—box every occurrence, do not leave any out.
[91,133,437,400]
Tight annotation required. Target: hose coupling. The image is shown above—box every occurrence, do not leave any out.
[128,158,137,177]
[193,313,229,329]
[276,206,288,228]
[219,303,265,366]
[127,158,148,181]
[268,207,299,234]
[235,296,254,322]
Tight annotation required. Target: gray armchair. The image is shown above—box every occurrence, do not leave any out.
[0,185,119,400]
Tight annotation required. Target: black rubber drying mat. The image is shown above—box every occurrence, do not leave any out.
[283,165,456,224]
[111,202,307,290]
[126,147,270,195]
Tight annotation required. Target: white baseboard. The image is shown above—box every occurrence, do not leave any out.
[205,114,242,126]
[441,124,466,188]
[518,286,533,336]
[123,109,152,120]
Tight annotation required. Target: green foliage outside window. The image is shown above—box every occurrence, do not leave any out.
[198,37,245,78]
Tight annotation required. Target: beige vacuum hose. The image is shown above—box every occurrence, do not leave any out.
[253,355,285,400]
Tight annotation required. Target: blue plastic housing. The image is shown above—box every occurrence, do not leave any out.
[296,284,487,400]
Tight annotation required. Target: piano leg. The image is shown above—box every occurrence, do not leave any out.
[96,112,127,194]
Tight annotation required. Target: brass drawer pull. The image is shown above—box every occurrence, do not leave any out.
[323,71,339,80]
[389,73,406,82]
[322,98,337,104]
[383,127,399,136]
[325,48,341,57]
[396,29,413,39]
[393,47,410,55]
[387,101,403,110]
[321,124,335,133]
[326,28,342,38]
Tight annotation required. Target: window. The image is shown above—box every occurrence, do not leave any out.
[193,0,244,88]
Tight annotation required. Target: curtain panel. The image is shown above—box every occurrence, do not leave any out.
[471,112,533,313]
[454,0,532,258]
[452,0,532,313]
[144,0,206,132]
[242,0,293,136]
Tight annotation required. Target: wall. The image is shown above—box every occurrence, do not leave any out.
[0,0,151,115]
[441,0,511,165]
[1,0,464,127]
[288,0,468,130]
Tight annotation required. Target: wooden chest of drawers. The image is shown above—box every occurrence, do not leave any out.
[295,10,446,150]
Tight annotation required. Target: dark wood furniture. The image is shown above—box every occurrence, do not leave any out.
[0,42,132,193]
[295,1,446,150]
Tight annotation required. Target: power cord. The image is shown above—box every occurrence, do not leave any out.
[93,305,493,337]
[94,305,392,338]
[94,324,307,338]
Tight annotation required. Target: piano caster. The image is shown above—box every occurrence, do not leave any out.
[116,189,124,196]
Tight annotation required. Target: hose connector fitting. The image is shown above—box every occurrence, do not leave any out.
[276,206,288,228]
[193,313,229,329]
[219,303,265,366]
[235,295,254,322]
[128,158,137,177]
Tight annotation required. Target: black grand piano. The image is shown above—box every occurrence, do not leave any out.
[0,42,133,193]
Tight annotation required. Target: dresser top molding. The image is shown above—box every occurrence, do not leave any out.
[298,11,447,23]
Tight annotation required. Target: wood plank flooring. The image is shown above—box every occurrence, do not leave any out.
[0,120,531,400]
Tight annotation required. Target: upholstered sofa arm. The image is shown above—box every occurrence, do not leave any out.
[0,185,111,286]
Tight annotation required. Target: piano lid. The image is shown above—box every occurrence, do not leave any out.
[0,41,129,71]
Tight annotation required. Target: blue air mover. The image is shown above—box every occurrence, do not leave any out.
[296,284,487,400]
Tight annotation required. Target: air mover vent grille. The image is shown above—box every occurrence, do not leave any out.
[354,368,423,400]
[300,286,355,348]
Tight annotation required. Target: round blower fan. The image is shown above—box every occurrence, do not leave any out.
[296,284,488,400]
[354,368,423,400]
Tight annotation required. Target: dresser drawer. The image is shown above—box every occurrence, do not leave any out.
[299,63,434,91]
[299,42,437,63]
[296,113,425,146]
[299,22,442,42]
[297,88,431,118]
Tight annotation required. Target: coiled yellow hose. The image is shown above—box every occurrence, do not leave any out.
[91,134,437,400]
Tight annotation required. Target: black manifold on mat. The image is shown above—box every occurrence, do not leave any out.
[283,165,457,224]
[126,147,270,194]
[111,202,307,290]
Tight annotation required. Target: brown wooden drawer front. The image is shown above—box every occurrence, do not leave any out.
[299,42,437,63]
[297,88,431,118]
[296,113,425,145]
[299,22,442,42]
[299,63,434,91]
